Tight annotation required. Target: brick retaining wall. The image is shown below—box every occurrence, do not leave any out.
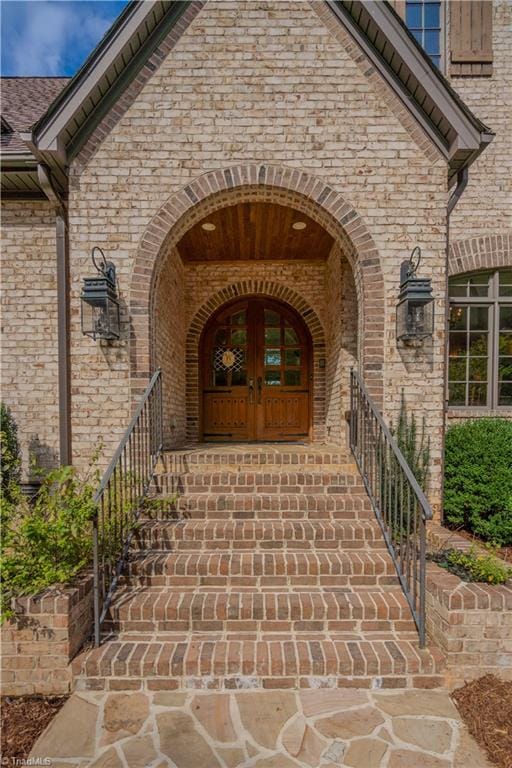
[0,572,93,696]
[426,525,512,685]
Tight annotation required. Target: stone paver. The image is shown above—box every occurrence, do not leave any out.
[30,689,491,768]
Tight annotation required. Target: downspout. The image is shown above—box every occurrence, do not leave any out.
[440,166,469,518]
[37,163,72,466]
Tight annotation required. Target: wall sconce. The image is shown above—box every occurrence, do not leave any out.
[396,246,434,343]
[80,247,120,341]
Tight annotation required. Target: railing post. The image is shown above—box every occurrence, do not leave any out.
[348,369,432,648]
[92,515,101,647]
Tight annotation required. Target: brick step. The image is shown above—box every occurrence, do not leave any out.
[104,587,416,634]
[132,519,386,551]
[122,551,398,588]
[144,493,373,520]
[72,635,446,691]
[152,471,366,495]
[158,448,351,471]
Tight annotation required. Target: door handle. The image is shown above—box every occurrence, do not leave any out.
[248,378,254,404]
[257,376,263,404]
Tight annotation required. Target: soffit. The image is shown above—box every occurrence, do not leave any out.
[177,203,334,263]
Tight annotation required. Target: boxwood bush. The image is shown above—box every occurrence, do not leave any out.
[444,418,512,545]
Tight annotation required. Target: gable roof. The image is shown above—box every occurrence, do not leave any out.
[1,77,70,134]
[1,0,493,200]
[332,1,493,180]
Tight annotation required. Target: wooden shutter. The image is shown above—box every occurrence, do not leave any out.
[450,0,493,76]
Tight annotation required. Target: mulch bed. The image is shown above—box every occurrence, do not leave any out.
[450,527,512,563]
[1,695,68,761]
[452,675,512,768]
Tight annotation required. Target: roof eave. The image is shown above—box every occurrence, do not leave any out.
[329,0,493,172]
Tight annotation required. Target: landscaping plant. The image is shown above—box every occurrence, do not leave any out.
[444,418,512,546]
[430,545,512,584]
[0,402,21,504]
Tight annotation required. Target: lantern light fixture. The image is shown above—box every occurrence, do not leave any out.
[396,246,434,343]
[80,247,120,341]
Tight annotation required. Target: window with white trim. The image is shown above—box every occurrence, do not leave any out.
[406,1,442,69]
[448,270,512,408]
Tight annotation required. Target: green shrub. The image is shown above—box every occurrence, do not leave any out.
[444,418,512,545]
[0,464,98,622]
[430,546,512,585]
[0,403,21,504]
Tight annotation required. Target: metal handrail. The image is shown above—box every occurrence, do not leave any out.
[349,368,432,646]
[92,369,163,646]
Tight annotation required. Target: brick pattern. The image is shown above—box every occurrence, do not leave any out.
[132,519,386,551]
[72,445,446,691]
[56,0,447,506]
[449,0,512,244]
[0,202,60,479]
[73,637,444,692]
[449,231,512,277]
[426,524,512,684]
[0,573,93,696]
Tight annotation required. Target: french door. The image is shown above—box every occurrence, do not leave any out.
[201,298,311,441]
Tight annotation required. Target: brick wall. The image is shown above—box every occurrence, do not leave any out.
[153,246,186,447]
[0,573,93,695]
[0,2,449,509]
[448,1,512,248]
[426,525,512,684]
[0,202,60,480]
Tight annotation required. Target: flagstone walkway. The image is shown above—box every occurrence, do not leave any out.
[30,688,491,768]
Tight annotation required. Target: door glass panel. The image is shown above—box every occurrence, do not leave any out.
[265,328,281,344]
[231,310,246,325]
[284,326,299,345]
[264,349,281,366]
[469,306,489,331]
[232,368,247,386]
[285,349,301,366]
[499,334,512,356]
[264,309,280,326]
[468,358,487,381]
[498,358,512,382]
[215,328,229,345]
[468,333,487,355]
[265,370,281,385]
[231,329,247,345]
[448,382,466,406]
[214,368,228,386]
[284,370,301,386]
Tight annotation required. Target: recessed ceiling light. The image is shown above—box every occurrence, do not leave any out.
[292,221,307,230]
[201,222,216,231]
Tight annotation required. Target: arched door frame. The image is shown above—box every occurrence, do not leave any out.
[130,164,385,408]
[199,294,314,442]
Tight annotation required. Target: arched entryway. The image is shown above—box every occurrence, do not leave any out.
[200,296,313,442]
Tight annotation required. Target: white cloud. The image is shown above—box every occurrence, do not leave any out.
[1,1,119,76]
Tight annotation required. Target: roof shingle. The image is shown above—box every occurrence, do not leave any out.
[1,77,70,133]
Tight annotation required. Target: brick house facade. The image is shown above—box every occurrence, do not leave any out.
[1,0,510,514]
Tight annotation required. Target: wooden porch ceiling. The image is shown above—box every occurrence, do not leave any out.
[177,202,334,262]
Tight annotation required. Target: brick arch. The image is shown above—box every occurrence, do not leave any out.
[449,232,512,276]
[185,281,327,442]
[130,164,385,403]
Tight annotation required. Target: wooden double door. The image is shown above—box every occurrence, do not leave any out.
[201,298,312,441]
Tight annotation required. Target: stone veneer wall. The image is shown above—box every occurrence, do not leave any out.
[0,201,60,480]
[65,0,448,506]
[0,573,93,696]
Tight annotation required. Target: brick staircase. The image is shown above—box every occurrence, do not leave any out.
[73,445,445,691]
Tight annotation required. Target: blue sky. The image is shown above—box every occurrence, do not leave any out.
[1,0,129,76]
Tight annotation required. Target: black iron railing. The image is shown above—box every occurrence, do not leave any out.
[92,370,163,645]
[349,369,432,646]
